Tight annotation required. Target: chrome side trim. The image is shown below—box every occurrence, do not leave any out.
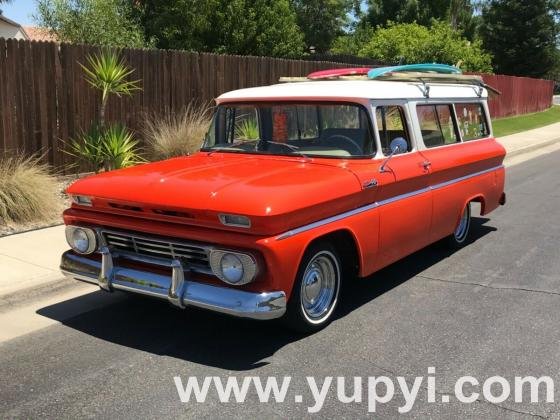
[376,186,431,207]
[429,165,501,191]
[275,201,380,241]
[60,251,286,320]
[276,164,504,240]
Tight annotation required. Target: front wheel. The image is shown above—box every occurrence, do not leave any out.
[282,242,342,333]
[447,202,472,248]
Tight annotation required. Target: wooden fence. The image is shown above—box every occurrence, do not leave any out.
[480,74,555,118]
[0,39,555,170]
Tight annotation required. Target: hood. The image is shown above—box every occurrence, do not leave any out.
[67,153,364,235]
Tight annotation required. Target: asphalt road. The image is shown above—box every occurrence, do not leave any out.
[1,150,560,419]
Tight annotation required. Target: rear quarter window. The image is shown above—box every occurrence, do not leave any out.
[417,104,459,148]
[454,103,490,141]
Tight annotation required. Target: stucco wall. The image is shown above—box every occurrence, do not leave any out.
[0,20,27,40]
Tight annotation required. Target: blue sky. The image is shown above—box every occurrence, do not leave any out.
[1,0,37,26]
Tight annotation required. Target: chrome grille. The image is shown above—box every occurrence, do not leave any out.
[102,230,211,270]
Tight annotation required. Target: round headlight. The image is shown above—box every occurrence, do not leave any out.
[65,226,97,254]
[220,253,244,284]
[73,229,90,253]
[209,250,258,285]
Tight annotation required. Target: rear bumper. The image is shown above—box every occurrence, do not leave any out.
[60,249,286,320]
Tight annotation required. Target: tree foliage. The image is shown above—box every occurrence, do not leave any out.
[357,21,493,72]
[35,0,146,48]
[363,0,479,39]
[480,0,559,78]
[331,24,377,56]
[290,0,354,53]
[131,0,305,57]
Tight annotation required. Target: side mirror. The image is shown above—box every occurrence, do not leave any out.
[380,137,408,173]
[389,137,408,155]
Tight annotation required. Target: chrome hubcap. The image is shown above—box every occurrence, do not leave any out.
[454,204,470,242]
[301,251,339,321]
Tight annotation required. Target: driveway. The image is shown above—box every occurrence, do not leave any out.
[1,150,559,418]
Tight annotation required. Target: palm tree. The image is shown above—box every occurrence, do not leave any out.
[66,50,143,172]
[80,50,141,128]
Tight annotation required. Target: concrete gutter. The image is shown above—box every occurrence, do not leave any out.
[1,123,560,307]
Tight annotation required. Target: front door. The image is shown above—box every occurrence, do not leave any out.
[372,105,433,270]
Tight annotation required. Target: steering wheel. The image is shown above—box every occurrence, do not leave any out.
[321,134,363,155]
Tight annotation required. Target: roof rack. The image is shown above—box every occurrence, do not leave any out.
[278,71,501,97]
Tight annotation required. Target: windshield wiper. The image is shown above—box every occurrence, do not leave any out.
[263,141,311,160]
[207,140,255,155]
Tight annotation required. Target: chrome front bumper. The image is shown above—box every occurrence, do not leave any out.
[60,249,286,320]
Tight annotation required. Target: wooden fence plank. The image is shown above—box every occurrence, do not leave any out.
[0,39,8,154]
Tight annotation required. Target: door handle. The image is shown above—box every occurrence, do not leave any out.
[362,178,378,189]
[422,161,432,170]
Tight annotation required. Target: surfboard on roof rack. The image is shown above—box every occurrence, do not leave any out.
[278,62,501,96]
[372,72,501,96]
[307,67,372,80]
[367,63,462,79]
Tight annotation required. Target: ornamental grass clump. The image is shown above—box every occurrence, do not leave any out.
[0,155,60,224]
[143,103,212,160]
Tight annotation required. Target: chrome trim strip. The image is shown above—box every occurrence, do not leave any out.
[430,165,501,191]
[275,201,380,241]
[276,164,504,240]
[376,186,431,207]
[60,251,286,320]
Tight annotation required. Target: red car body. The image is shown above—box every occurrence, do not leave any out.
[61,77,506,329]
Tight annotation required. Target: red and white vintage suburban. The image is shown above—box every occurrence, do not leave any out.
[61,65,506,332]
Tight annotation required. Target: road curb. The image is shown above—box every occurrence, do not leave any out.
[503,136,560,160]
[0,275,80,314]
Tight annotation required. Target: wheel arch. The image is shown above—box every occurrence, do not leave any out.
[303,228,361,281]
[464,194,486,216]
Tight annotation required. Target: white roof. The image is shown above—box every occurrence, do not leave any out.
[217,80,488,103]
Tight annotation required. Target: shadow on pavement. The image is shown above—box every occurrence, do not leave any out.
[37,217,495,371]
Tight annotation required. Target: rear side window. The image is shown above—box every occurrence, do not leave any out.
[454,103,490,141]
[417,104,459,148]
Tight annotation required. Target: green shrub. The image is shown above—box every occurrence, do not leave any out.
[235,119,259,140]
[358,21,493,73]
[66,125,105,172]
[101,124,144,171]
[143,104,212,160]
[0,155,61,225]
[66,124,143,172]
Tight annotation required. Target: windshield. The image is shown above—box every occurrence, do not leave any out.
[202,102,376,158]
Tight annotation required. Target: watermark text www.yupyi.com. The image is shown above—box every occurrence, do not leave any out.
[174,368,554,414]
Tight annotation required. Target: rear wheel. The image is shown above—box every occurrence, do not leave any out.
[282,242,341,333]
[447,202,472,248]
